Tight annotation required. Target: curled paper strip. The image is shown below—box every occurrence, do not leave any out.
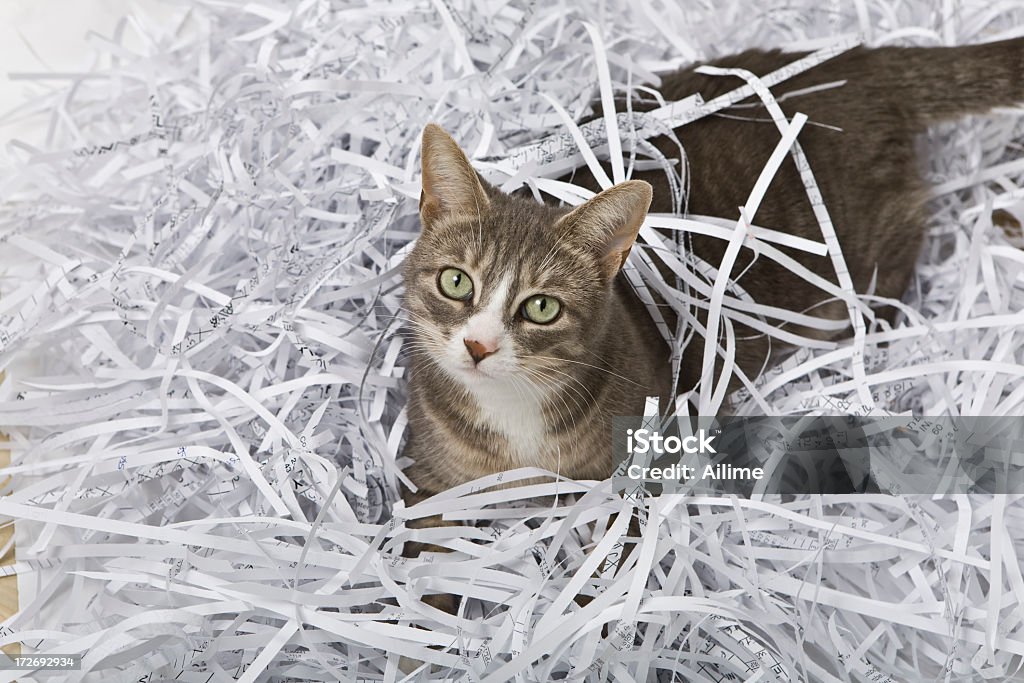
[1,0,1024,681]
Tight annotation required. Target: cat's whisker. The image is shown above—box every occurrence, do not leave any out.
[519,367,582,441]
[403,336,443,350]
[531,355,645,388]
[578,344,632,370]
[382,309,428,325]
[520,365,591,418]
[393,315,445,339]
[395,345,438,359]
[397,337,441,349]
[507,373,540,418]
[542,377,581,450]
[519,368,574,417]
[395,323,440,339]
[510,373,567,451]
[395,341,443,356]
[394,335,444,351]
[527,363,600,408]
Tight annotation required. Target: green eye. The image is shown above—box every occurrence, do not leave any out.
[437,267,473,301]
[522,295,561,324]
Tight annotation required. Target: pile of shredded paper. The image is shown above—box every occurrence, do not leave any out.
[2,0,1024,680]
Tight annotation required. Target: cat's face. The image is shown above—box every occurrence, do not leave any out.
[402,124,652,392]
[402,191,606,388]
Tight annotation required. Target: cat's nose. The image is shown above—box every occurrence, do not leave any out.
[464,338,498,364]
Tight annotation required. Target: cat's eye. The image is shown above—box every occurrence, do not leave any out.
[437,267,473,301]
[521,295,561,324]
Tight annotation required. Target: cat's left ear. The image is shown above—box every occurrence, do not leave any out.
[419,123,490,228]
[556,180,653,279]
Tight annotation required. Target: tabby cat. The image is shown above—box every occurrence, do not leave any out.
[398,38,1024,579]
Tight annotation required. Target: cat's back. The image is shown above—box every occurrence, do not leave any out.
[648,46,927,299]
[648,40,1024,277]
[588,39,1023,388]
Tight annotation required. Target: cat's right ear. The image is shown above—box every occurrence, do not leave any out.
[419,123,490,228]
[555,180,653,279]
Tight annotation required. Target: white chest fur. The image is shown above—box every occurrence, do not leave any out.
[465,376,551,466]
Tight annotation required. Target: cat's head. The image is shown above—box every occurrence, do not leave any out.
[402,123,652,390]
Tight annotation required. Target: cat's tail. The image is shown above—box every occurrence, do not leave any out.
[868,36,1024,125]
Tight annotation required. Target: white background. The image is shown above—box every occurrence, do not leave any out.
[0,0,177,157]
[0,1,180,283]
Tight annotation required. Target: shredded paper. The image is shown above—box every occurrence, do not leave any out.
[1,0,1024,680]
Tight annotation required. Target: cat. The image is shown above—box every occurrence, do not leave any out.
[397,38,1024,608]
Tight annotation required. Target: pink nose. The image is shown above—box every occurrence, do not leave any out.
[464,338,498,364]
